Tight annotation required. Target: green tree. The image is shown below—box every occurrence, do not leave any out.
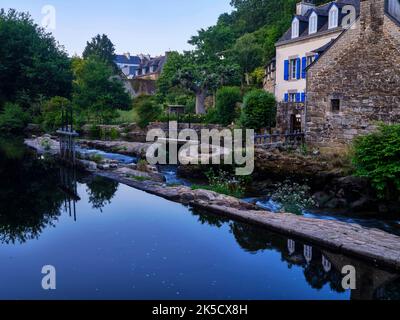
[135,95,162,128]
[0,103,29,133]
[41,96,71,131]
[215,86,242,125]
[240,89,276,132]
[82,34,116,69]
[0,9,72,108]
[73,56,131,124]
[159,51,240,114]
[230,33,263,85]
[352,124,400,199]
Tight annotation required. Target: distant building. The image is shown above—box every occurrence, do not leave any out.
[115,53,141,78]
[114,52,167,80]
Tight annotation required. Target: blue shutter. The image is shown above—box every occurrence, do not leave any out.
[301,92,306,102]
[296,58,301,79]
[284,60,289,81]
[301,57,307,79]
[284,93,289,102]
[296,93,301,102]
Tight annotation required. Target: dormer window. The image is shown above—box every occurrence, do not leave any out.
[328,5,339,29]
[309,12,318,34]
[292,18,299,39]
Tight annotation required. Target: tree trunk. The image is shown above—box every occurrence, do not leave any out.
[195,89,206,114]
[245,73,250,86]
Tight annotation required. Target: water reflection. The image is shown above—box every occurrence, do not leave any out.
[0,137,399,300]
[189,207,400,300]
[0,138,119,242]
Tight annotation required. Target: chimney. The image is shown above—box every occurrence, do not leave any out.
[124,52,131,60]
[360,0,385,34]
[296,0,315,16]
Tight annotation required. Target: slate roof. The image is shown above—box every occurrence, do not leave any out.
[115,54,142,65]
[277,0,360,45]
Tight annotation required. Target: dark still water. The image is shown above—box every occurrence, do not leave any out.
[0,137,399,300]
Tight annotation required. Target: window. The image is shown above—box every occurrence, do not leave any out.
[289,59,297,80]
[328,5,339,29]
[331,99,340,112]
[292,18,299,38]
[306,55,316,67]
[289,93,297,102]
[309,12,318,34]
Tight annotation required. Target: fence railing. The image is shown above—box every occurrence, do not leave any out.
[254,131,305,146]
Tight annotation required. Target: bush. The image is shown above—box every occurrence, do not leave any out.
[268,180,316,215]
[352,124,400,199]
[240,89,276,132]
[41,96,71,132]
[191,169,248,198]
[0,103,29,133]
[215,86,242,126]
[134,95,162,128]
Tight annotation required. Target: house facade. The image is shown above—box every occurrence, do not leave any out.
[306,0,400,148]
[267,0,360,104]
[115,53,167,80]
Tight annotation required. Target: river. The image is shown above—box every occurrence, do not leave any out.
[0,137,399,300]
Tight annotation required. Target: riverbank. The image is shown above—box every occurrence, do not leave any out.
[24,136,400,271]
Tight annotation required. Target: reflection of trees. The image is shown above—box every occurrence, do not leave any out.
[86,176,118,211]
[189,207,229,228]
[0,137,64,244]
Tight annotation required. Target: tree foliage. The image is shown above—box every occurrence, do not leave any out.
[352,124,400,199]
[0,103,29,133]
[0,9,72,108]
[82,34,116,69]
[240,89,276,131]
[73,56,131,124]
[215,86,242,126]
[134,95,162,128]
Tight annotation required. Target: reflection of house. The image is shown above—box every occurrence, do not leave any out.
[269,0,400,148]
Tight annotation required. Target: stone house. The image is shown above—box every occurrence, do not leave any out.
[306,0,400,148]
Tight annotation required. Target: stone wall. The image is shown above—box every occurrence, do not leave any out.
[306,0,400,149]
[276,102,306,133]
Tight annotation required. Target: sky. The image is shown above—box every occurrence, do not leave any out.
[1,0,233,57]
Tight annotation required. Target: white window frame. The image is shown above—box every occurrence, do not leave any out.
[328,5,339,29]
[289,58,297,80]
[292,18,299,39]
[309,12,318,34]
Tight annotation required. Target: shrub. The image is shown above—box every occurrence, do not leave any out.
[134,96,162,128]
[240,89,276,132]
[268,180,316,215]
[0,103,29,133]
[215,86,242,126]
[352,124,400,199]
[191,169,248,198]
[136,159,149,172]
[41,96,71,132]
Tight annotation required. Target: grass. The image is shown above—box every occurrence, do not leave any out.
[129,175,149,182]
[116,109,138,124]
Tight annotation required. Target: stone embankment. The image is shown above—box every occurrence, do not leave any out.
[25,136,400,271]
